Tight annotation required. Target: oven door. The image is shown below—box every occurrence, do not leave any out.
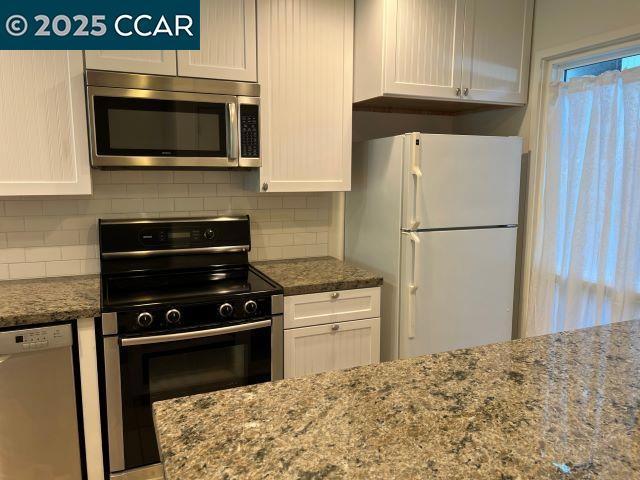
[88,86,239,169]
[103,318,280,475]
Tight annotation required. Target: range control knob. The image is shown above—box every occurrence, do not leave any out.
[165,309,181,324]
[136,312,154,328]
[244,300,258,314]
[218,303,234,318]
[203,228,215,240]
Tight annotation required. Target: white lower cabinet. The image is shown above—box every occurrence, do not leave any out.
[283,287,381,379]
[284,318,380,379]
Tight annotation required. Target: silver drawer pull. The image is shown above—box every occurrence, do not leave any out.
[331,324,339,331]
[330,292,340,299]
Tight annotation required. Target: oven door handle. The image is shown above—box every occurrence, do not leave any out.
[120,320,272,347]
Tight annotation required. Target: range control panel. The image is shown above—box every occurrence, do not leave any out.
[240,104,260,158]
[0,324,72,354]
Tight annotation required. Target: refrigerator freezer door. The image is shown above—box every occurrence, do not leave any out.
[403,134,522,230]
[399,227,517,358]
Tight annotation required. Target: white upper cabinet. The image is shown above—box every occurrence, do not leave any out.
[461,0,534,104]
[354,0,534,107]
[177,0,257,81]
[384,0,465,100]
[256,0,353,192]
[84,50,177,76]
[0,51,91,196]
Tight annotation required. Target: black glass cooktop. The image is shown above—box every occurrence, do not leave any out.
[102,266,279,310]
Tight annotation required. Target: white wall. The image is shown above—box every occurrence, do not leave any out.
[0,170,332,280]
[353,111,454,142]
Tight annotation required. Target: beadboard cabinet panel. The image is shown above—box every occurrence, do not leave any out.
[256,0,353,192]
[385,0,465,100]
[461,0,534,104]
[354,0,533,107]
[84,50,177,75]
[0,51,91,196]
[177,0,257,81]
[284,318,381,379]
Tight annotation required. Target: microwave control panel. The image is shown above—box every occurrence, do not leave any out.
[240,104,260,158]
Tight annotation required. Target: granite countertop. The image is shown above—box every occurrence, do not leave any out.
[154,320,640,480]
[254,257,382,295]
[0,275,101,329]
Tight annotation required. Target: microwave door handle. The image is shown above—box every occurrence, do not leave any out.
[120,320,272,347]
[227,102,239,160]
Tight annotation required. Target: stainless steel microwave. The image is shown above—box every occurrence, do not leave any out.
[86,70,260,169]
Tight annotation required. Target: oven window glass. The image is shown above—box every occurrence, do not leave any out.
[118,326,271,470]
[93,96,227,157]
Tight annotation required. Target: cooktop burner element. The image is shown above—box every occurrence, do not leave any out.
[99,216,283,335]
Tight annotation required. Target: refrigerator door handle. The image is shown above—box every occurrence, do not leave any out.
[409,133,422,229]
[403,231,420,339]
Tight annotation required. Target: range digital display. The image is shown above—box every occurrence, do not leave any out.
[168,231,191,240]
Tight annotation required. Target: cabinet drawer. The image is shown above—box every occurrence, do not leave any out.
[284,287,380,329]
[284,317,381,379]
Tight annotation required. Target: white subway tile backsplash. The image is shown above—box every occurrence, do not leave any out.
[0,264,8,280]
[203,171,230,183]
[0,171,331,279]
[231,197,258,210]
[294,232,317,245]
[268,233,294,247]
[25,247,61,262]
[174,171,204,183]
[126,184,159,198]
[7,232,44,247]
[43,200,79,216]
[143,198,174,212]
[0,248,26,263]
[0,217,25,232]
[112,199,144,213]
[188,184,217,197]
[9,262,46,279]
[174,198,204,211]
[45,260,82,277]
[61,245,97,260]
[4,201,43,216]
[44,230,80,246]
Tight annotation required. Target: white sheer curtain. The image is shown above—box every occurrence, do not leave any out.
[524,67,640,337]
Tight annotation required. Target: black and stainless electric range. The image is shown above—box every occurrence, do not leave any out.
[97,216,283,480]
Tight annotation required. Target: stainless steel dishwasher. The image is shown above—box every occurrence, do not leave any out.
[0,323,83,480]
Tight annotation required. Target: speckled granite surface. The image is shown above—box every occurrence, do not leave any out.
[254,257,382,295]
[154,320,640,479]
[0,275,100,328]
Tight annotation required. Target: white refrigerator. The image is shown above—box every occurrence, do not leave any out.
[345,133,522,361]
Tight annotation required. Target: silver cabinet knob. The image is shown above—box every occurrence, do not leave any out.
[331,324,339,331]
[463,88,469,97]
[330,292,340,299]
[455,87,461,97]
[262,182,269,191]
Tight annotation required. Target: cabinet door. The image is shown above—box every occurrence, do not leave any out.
[0,51,91,196]
[284,318,380,379]
[384,0,466,100]
[177,0,257,81]
[256,0,353,192]
[460,0,533,104]
[84,50,177,75]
